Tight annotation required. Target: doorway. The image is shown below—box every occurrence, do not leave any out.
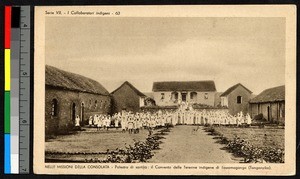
[181,93,187,102]
[72,103,76,124]
[267,106,271,121]
[81,103,84,124]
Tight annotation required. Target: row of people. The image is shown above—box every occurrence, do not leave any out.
[84,109,252,131]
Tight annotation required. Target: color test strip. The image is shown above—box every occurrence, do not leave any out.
[11,6,21,173]
[4,6,12,174]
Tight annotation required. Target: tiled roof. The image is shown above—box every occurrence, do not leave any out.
[152,81,216,92]
[250,85,285,103]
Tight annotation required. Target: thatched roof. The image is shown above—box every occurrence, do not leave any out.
[220,83,252,97]
[152,81,216,92]
[46,65,109,95]
[250,85,285,103]
[111,81,146,97]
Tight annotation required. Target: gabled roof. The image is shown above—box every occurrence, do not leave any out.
[152,81,216,92]
[250,85,285,103]
[220,83,252,97]
[111,81,146,97]
[46,65,109,95]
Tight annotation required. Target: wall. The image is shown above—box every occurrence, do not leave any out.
[141,106,228,114]
[250,101,285,124]
[220,96,228,107]
[78,92,111,123]
[250,103,259,118]
[214,92,222,107]
[112,84,142,113]
[45,87,110,136]
[194,108,229,113]
[227,85,251,115]
[153,91,215,107]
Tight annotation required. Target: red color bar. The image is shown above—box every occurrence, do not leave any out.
[5,6,11,49]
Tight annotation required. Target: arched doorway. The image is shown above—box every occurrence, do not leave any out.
[72,103,76,124]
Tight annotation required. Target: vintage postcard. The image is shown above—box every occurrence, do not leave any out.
[34,5,296,175]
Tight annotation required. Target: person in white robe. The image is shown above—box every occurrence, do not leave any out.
[88,116,93,127]
[246,113,252,126]
[75,115,80,127]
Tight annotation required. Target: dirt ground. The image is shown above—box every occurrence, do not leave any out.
[149,125,240,163]
[45,127,149,153]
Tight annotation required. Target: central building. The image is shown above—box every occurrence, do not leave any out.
[152,81,217,107]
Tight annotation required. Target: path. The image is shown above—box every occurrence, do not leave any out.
[149,125,240,163]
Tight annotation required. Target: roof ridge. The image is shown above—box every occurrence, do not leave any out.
[111,81,146,97]
[46,65,109,95]
[220,83,252,97]
[153,80,215,83]
[250,85,285,103]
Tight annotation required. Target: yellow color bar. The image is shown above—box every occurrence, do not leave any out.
[5,49,10,91]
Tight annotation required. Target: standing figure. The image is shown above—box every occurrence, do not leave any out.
[75,115,81,130]
[88,116,93,127]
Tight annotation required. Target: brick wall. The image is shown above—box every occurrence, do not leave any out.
[112,84,142,113]
[45,87,110,136]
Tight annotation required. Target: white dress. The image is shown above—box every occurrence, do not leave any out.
[75,117,80,127]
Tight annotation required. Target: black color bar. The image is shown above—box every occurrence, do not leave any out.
[11,6,20,28]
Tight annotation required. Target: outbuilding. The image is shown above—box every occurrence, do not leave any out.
[220,83,252,115]
[249,85,285,124]
[111,81,147,113]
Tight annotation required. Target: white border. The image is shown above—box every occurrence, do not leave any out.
[34,5,296,175]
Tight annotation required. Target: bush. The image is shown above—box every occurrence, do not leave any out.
[262,147,284,163]
[98,128,167,163]
[253,113,266,121]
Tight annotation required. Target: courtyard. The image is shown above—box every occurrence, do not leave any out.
[45,125,285,163]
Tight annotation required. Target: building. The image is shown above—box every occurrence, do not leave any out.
[220,83,252,115]
[214,92,223,107]
[45,65,111,136]
[111,81,147,113]
[152,81,217,107]
[143,92,156,107]
[249,85,285,123]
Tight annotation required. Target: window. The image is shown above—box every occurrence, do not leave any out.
[103,100,107,109]
[171,92,178,102]
[161,93,165,101]
[204,93,208,100]
[100,100,103,108]
[51,99,58,117]
[95,100,98,108]
[190,92,197,100]
[237,96,242,104]
[89,99,92,108]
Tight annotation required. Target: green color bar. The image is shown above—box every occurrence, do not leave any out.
[5,91,10,133]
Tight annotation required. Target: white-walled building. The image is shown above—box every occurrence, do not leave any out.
[152,81,217,107]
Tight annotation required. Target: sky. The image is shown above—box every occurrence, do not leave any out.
[45,17,285,95]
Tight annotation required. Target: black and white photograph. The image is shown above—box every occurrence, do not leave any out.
[34,5,296,175]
